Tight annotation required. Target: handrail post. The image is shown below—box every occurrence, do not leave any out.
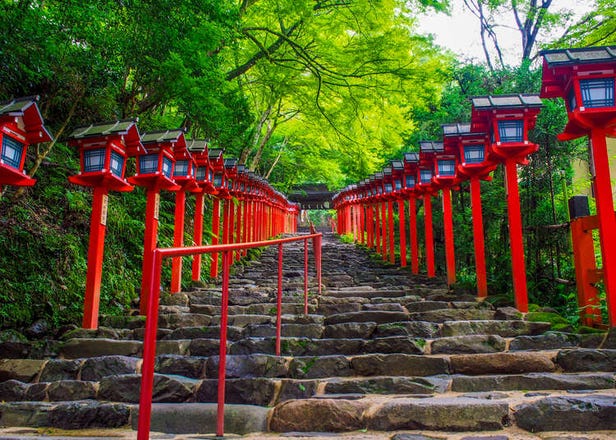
[276,242,284,356]
[304,238,309,315]
[315,234,322,295]
[216,250,232,437]
[137,250,163,440]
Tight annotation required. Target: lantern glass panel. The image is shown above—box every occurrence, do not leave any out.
[174,160,190,177]
[214,173,223,187]
[196,166,206,181]
[110,150,124,177]
[227,179,233,190]
[438,159,456,176]
[406,175,415,188]
[139,154,159,174]
[420,169,432,184]
[395,179,402,191]
[208,169,214,182]
[464,145,484,163]
[385,183,393,193]
[1,135,25,170]
[162,156,173,178]
[84,148,106,173]
[579,78,615,108]
[497,120,524,143]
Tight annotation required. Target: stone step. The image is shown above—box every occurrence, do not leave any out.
[451,371,616,392]
[442,319,551,337]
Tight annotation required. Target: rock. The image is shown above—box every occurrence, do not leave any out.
[556,349,616,372]
[450,352,556,375]
[47,401,130,429]
[0,401,53,427]
[323,322,377,339]
[366,397,509,431]
[164,325,244,341]
[277,379,318,402]
[351,354,449,377]
[0,379,27,401]
[98,374,195,403]
[494,306,523,320]
[245,323,324,339]
[99,315,146,329]
[509,332,580,351]
[39,359,81,381]
[363,303,405,312]
[600,327,616,348]
[0,341,30,358]
[362,337,426,355]
[47,380,97,401]
[229,337,276,355]
[408,309,496,323]
[196,378,277,406]
[391,434,447,440]
[24,382,48,401]
[58,338,142,358]
[430,335,506,354]
[23,320,50,339]
[270,398,371,432]
[318,302,362,315]
[452,372,615,392]
[188,338,222,356]
[323,376,448,395]
[133,402,269,434]
[515,395,616,431]
[0,359,44,382]
[156,354,206,379]
[0,329,27,343]
[289,355,353,379]
[80,355,140,381]
[60,326,120,340]
[375,321,440,338]
[324,311,409,325]
[219,354,289,379]
[156,339,191,355]
[441,320,550,337]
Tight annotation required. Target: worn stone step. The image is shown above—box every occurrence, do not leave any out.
[322,289,416,299]
[452,371,616,392]
[408,308,497,323]
[269,396,510,432]
[428,335,507,354]
[190,302,317,316]
[441,320,551,337]
[324,311,410,325]
[450,352,556,375]
[57,338,195,359]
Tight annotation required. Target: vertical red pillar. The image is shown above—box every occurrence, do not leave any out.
[398,199,407,267]
[235,199,243,260]
[409,197,419,275]
[589,129,616,325]
[223,198,232,245]
[388,200,395,264]
[381,202,388,260]
[424,194,435,278]
[359,205,365,244]
[82,187,109,329]
[210,198,221,279]
[367,205,374,248]
[504,159,528,312]
[470,177,488,298]
[140,189,160,315]
[191,192,205,282]
[170,190,186,293]
[442,187,456,286]
[375,204,381,254]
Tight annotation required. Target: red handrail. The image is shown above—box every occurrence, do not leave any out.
[137,233,322,440]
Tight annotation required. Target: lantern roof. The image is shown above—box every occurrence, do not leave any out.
[237,164,246,174]
[224,158,238,169]
[470,94,543,111]
[419,141,444,154]
[391,160,404,171]
[69,118,143,155]
[186,139,209,153]
[541,46,616,67]
[442,123,471,137]
[208,148,224,160]
[0,95,53,144]
[383,166,393,176]
[404,152,419,163]
[141,129,186,145]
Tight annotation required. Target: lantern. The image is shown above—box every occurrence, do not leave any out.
[129,130,185,191]
[0,96,52,188]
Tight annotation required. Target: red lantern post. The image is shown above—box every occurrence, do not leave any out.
[129,130,182,315]
[541,46,616,325]
[471,94,543,312]
[68,119,140,329]
[209,149,227,278]
[403,152,420,274]
[391,160,407,267]
[443,123,498,298]
[0,96,53,190]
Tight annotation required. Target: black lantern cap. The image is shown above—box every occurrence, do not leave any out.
[442,123,472,136]
[419,141,444,153]
[391,160,404,171]
[186,139,209,153]
[383,166,393,176]
[404,152,419,163]
[140,129,185,145]
[541,46,616,66]
[208,148,224,160]
[471,94,543,110]
[70,119,139,139]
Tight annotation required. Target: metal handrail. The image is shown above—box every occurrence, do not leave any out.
[137,233,323,439]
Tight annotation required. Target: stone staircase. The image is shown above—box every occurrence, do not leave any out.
[1,232,615,439]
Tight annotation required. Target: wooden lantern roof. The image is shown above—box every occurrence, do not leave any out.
[69,119,143,155]
[0,96,53,144]
[471,94,543,133]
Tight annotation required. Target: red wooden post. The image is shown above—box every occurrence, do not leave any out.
[191,192,205,282]
[170,190,186,293]
[82,187,109,329]
[409,197,419,274]
[424,193,435,277]
[375,203,381,254]
[398,199,407,267]
[381,202,388,261]
[388,200,395,264]
[470,177,488,297]
[504,159,528,312]
[140,190,160,315]
[210,198,221,278]
[442,187,456,286]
